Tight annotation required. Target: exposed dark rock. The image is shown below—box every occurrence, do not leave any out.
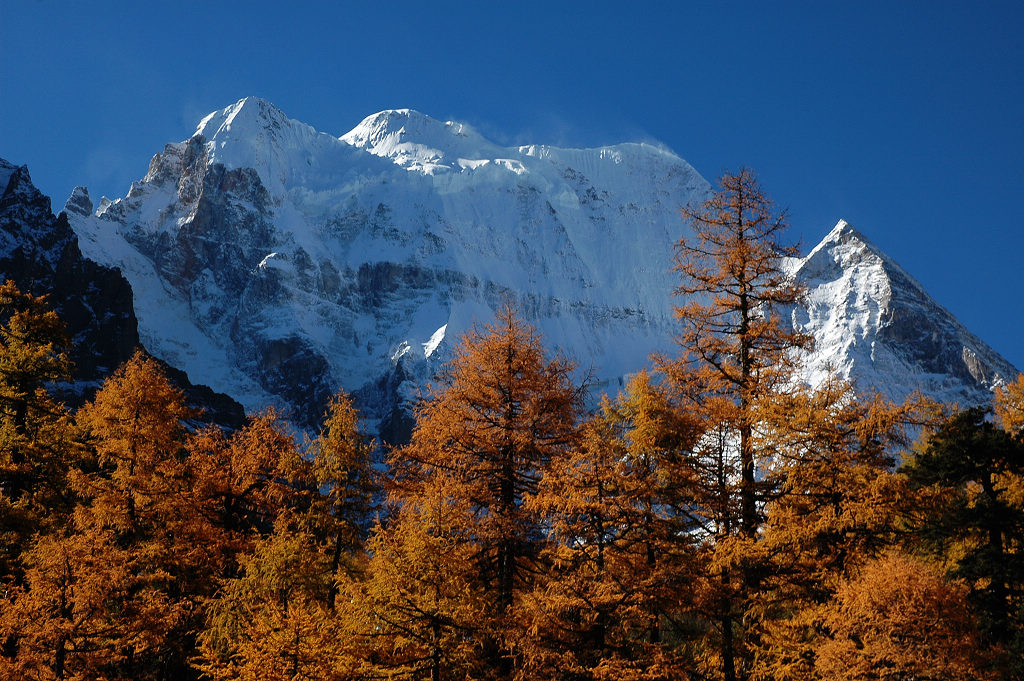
[0,161,138,381]
[0,158,245,429]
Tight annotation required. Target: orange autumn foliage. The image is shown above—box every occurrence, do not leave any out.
[995,373,1024,439]
[0,527,176,681]
[0,282,77,582]
[521,372,703,680]
[815,552,996,681]
[344,476,488,681]
[390,306,582,612]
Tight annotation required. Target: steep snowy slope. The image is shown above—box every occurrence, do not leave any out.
[67,98,708,433]
[787,220,1017,405]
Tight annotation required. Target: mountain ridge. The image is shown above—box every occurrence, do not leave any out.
[0,157,245,427]
[38,96,1018,432]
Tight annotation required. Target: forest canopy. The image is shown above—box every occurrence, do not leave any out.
[1,170,1021,681]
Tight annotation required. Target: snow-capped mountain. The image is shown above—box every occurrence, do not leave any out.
[61,97,1017,434]
[787,219,1017,406]
[66,97,707,435]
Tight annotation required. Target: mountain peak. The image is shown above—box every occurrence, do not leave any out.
[817,218,876,251]
[0,158,20,192]
[64,186,94,216]
[341,109,498,173]
[791,219,1018,404]
[801,219,899,277]
[342,108,482,146]
[0,159,52,218]
[194,96,290,139]
[186,98,353,195]
[828,218,861,240]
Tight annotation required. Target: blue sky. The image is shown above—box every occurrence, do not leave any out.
[2,1,1023,371]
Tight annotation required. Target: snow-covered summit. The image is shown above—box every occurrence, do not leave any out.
[341,109,503,173]
[789,220,1017,405]
[188,96,363,195]
[195,97,289,138]
[65,98,709,432]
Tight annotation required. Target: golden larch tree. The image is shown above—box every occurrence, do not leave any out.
[0,281,77,582]
[342,476,488,681]
[666,168,810,681]
[815,551,997,681]
[521,371,703,680]
[672,167,809,540]
[388,305,583,675]
[305,390,378,589]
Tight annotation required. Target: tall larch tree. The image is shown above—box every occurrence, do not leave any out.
[305,390,377,590]
[666,168,810,681]
[195,526,345,681]
[995,373,1024,438]
[74,351,196,547]
[71,351,208,680]
[0,524,174,681]
[672,167,809,541]
[343,476,488,681]
[389,305,583,676]
[521,371,703,680]
[186,409,305,571]
[197,391,377,680]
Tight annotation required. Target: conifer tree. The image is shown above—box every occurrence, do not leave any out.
[0,526,174,681]
[343,476,488,681]
[74,351,195,545]
[195,392,378,680]
[196,526,346,681]
[665,168,810,681]
[995,373,1024,438]
[0,281,77,582]
[305,391,377,589]
[522,372,702,680]
[187,410,305,567]
[389,305,583,675]
[0,281,71,453]
[672,167,809,540]
[71,352,211,679]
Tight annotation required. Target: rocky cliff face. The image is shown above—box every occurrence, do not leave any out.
[60,98,1018,434]
[0,158,244,426]
[1,158,138,383]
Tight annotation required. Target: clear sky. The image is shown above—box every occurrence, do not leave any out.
[2,1,1022,371]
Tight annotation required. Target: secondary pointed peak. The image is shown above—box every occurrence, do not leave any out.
[340,109,496,172]
[802,219,889,266]
[0,158,23,194]
[825,218,869,244]
[64,186,94,216]
[341,108,471,145]
[194,96,291,140]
